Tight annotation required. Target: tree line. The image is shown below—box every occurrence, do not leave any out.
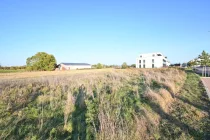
[92,62,136,69]
[1,52,136,72]
[10,51,210,72]
[0,52,56,71]
[188,50,210,67]
[25,52,135,71]
[0,65,26,70]
[2,51,210,72]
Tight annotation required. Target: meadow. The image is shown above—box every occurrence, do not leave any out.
[0,68,209,140]
[0,69,113,80]
[0,69,25,73]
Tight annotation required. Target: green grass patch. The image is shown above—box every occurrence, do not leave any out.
[0,69,25,73]
[160,71,210,140]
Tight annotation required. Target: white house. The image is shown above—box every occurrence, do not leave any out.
[58,63,92,70]
[136,53,170,68]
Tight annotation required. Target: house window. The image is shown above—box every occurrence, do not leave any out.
[139,65,141,68]
[143,60,145,63]
[143,64,145,68]
[152,54,155,57]
[140,55,142,58]
[152,64,154,68]
[152,59,154,63]
[139,60,141,63]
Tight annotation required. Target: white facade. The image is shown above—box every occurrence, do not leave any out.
[59,63,92,70]
[136,53,170,68]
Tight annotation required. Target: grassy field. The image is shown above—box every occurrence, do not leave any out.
[0,68,209,140]
[0,69,116,80]
[0,69,25,73]
[0,68,177,80]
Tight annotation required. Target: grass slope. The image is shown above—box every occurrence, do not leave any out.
[160,71,210,139]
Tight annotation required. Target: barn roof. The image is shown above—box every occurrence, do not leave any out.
[60,63,91,66]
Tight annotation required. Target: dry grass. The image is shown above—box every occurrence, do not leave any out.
[0,68,117,80]
[143,68,186,93]
[0,68,187,140]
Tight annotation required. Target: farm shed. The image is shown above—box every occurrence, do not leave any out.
[58,63,91,70]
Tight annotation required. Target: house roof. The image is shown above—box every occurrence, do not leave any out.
[60,63,91,66]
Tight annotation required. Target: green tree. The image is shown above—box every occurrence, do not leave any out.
[197,50,210,77]
[96,63,103,69]
[198,51,210,66]
[121,62,128,69]
[187,60,197,67]
[26,52,56,71]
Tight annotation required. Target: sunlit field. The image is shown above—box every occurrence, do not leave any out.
[0,68,117,80]
[0,68,209,139]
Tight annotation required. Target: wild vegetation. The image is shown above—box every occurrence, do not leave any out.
[0,68,209,140]
[160,70,210,139]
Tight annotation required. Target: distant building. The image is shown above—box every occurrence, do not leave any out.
[136,52,170,68]
[58,63,92,70]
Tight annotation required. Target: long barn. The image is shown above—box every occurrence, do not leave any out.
[58,63,92,70]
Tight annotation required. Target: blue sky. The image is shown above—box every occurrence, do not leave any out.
[0,0,210,66]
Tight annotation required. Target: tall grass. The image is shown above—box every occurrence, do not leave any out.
[0,68,187,139]
[160,71,210,139]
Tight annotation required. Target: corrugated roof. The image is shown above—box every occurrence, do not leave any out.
[60,63,91,66]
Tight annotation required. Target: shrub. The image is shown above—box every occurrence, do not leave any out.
[26,52,56,71]
[121,62,128,69]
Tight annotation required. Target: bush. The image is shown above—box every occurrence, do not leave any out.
[95,63,103,69]
[26,52,56,71]
[121,62,128,69]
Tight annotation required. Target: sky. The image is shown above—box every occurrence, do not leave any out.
[0,0,210,66]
